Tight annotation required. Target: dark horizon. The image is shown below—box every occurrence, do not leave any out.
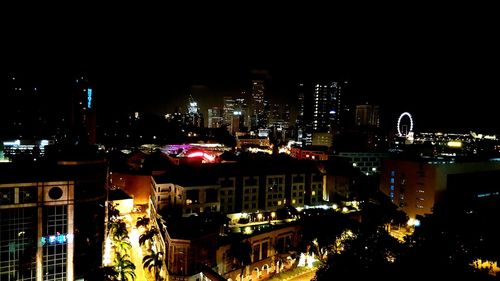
[2,13,500,133]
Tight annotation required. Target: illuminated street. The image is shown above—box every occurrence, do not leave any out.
[129,226,147,281]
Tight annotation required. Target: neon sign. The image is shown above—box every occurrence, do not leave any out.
[40,233,73,246]
[186,151,216,162]
[87,88,93,109]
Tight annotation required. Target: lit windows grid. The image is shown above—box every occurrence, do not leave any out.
[265,176,285,209]
[389,170,396,201]
[291,174,305,206]
[43,205,67,281]
[0,207,37,281]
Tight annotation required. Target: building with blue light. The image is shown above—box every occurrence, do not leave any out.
[72,76,96,144]
[380,158,500,219]
[0,156,106,280]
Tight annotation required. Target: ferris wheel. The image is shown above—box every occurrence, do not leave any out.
[397,112,414,137]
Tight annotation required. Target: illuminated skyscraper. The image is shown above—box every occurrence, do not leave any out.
[312,81,346,132]
[186,95,203,128]
[222,96,235,126]
[234,95,248,128]
[250,79,268,129]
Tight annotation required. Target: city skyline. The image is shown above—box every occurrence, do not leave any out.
[2,68,497,133]
[3,12,500,132]
[2,10,500,281]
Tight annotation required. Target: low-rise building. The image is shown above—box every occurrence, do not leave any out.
[216,224,302,281]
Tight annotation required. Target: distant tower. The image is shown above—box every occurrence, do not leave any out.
[355,104,380,127]
[234,93,248,128]
[223,96,235,126]
[270,103,281,124]
[208,107,223,128]
[72,76,96,144]
[297,83,306,127]
[312,83,331,132]
[283,103,291,125]
[187,96,203,128]
[249,79,270,129]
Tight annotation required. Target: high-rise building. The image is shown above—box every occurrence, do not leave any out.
[208,107,223,128]
[312,82,345,132]
[186,96,203,128]
[283,103,291,125]
[234,95,248,128]
[270,103,281,124]
[355,104,380,127]
[296,83,311,145]
[297,83,306,129]
[223,96,248,134]
[72,76,96,144]
[222,97,235,127]
[250,80,267,129]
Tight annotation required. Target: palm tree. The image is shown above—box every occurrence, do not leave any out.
[114,239,132,255]
[110,220,129,242]
[114,253,136,281]
[109,202,120,220]
[136,216,150,229]
[139,226,158,248]
[143,249,163,280]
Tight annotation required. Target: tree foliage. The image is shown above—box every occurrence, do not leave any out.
[143,249,163,281]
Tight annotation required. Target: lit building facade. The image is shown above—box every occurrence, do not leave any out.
[312,82,345,133]
[207,107,223,129]
[150,160,325,217]
[186,96,203,128]
[308,173,324,205]
[216,224,302,281]
[289,174,305,207]
[264,175,286,210]
[0,180,75,281]
[311,132,333,147]
[380,158,500,219]
[250,80,267,129]
[223,97,235,127]
[289,146,329,161]
[0,159,106,280]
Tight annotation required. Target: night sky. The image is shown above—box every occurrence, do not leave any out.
[3,11,500,133]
